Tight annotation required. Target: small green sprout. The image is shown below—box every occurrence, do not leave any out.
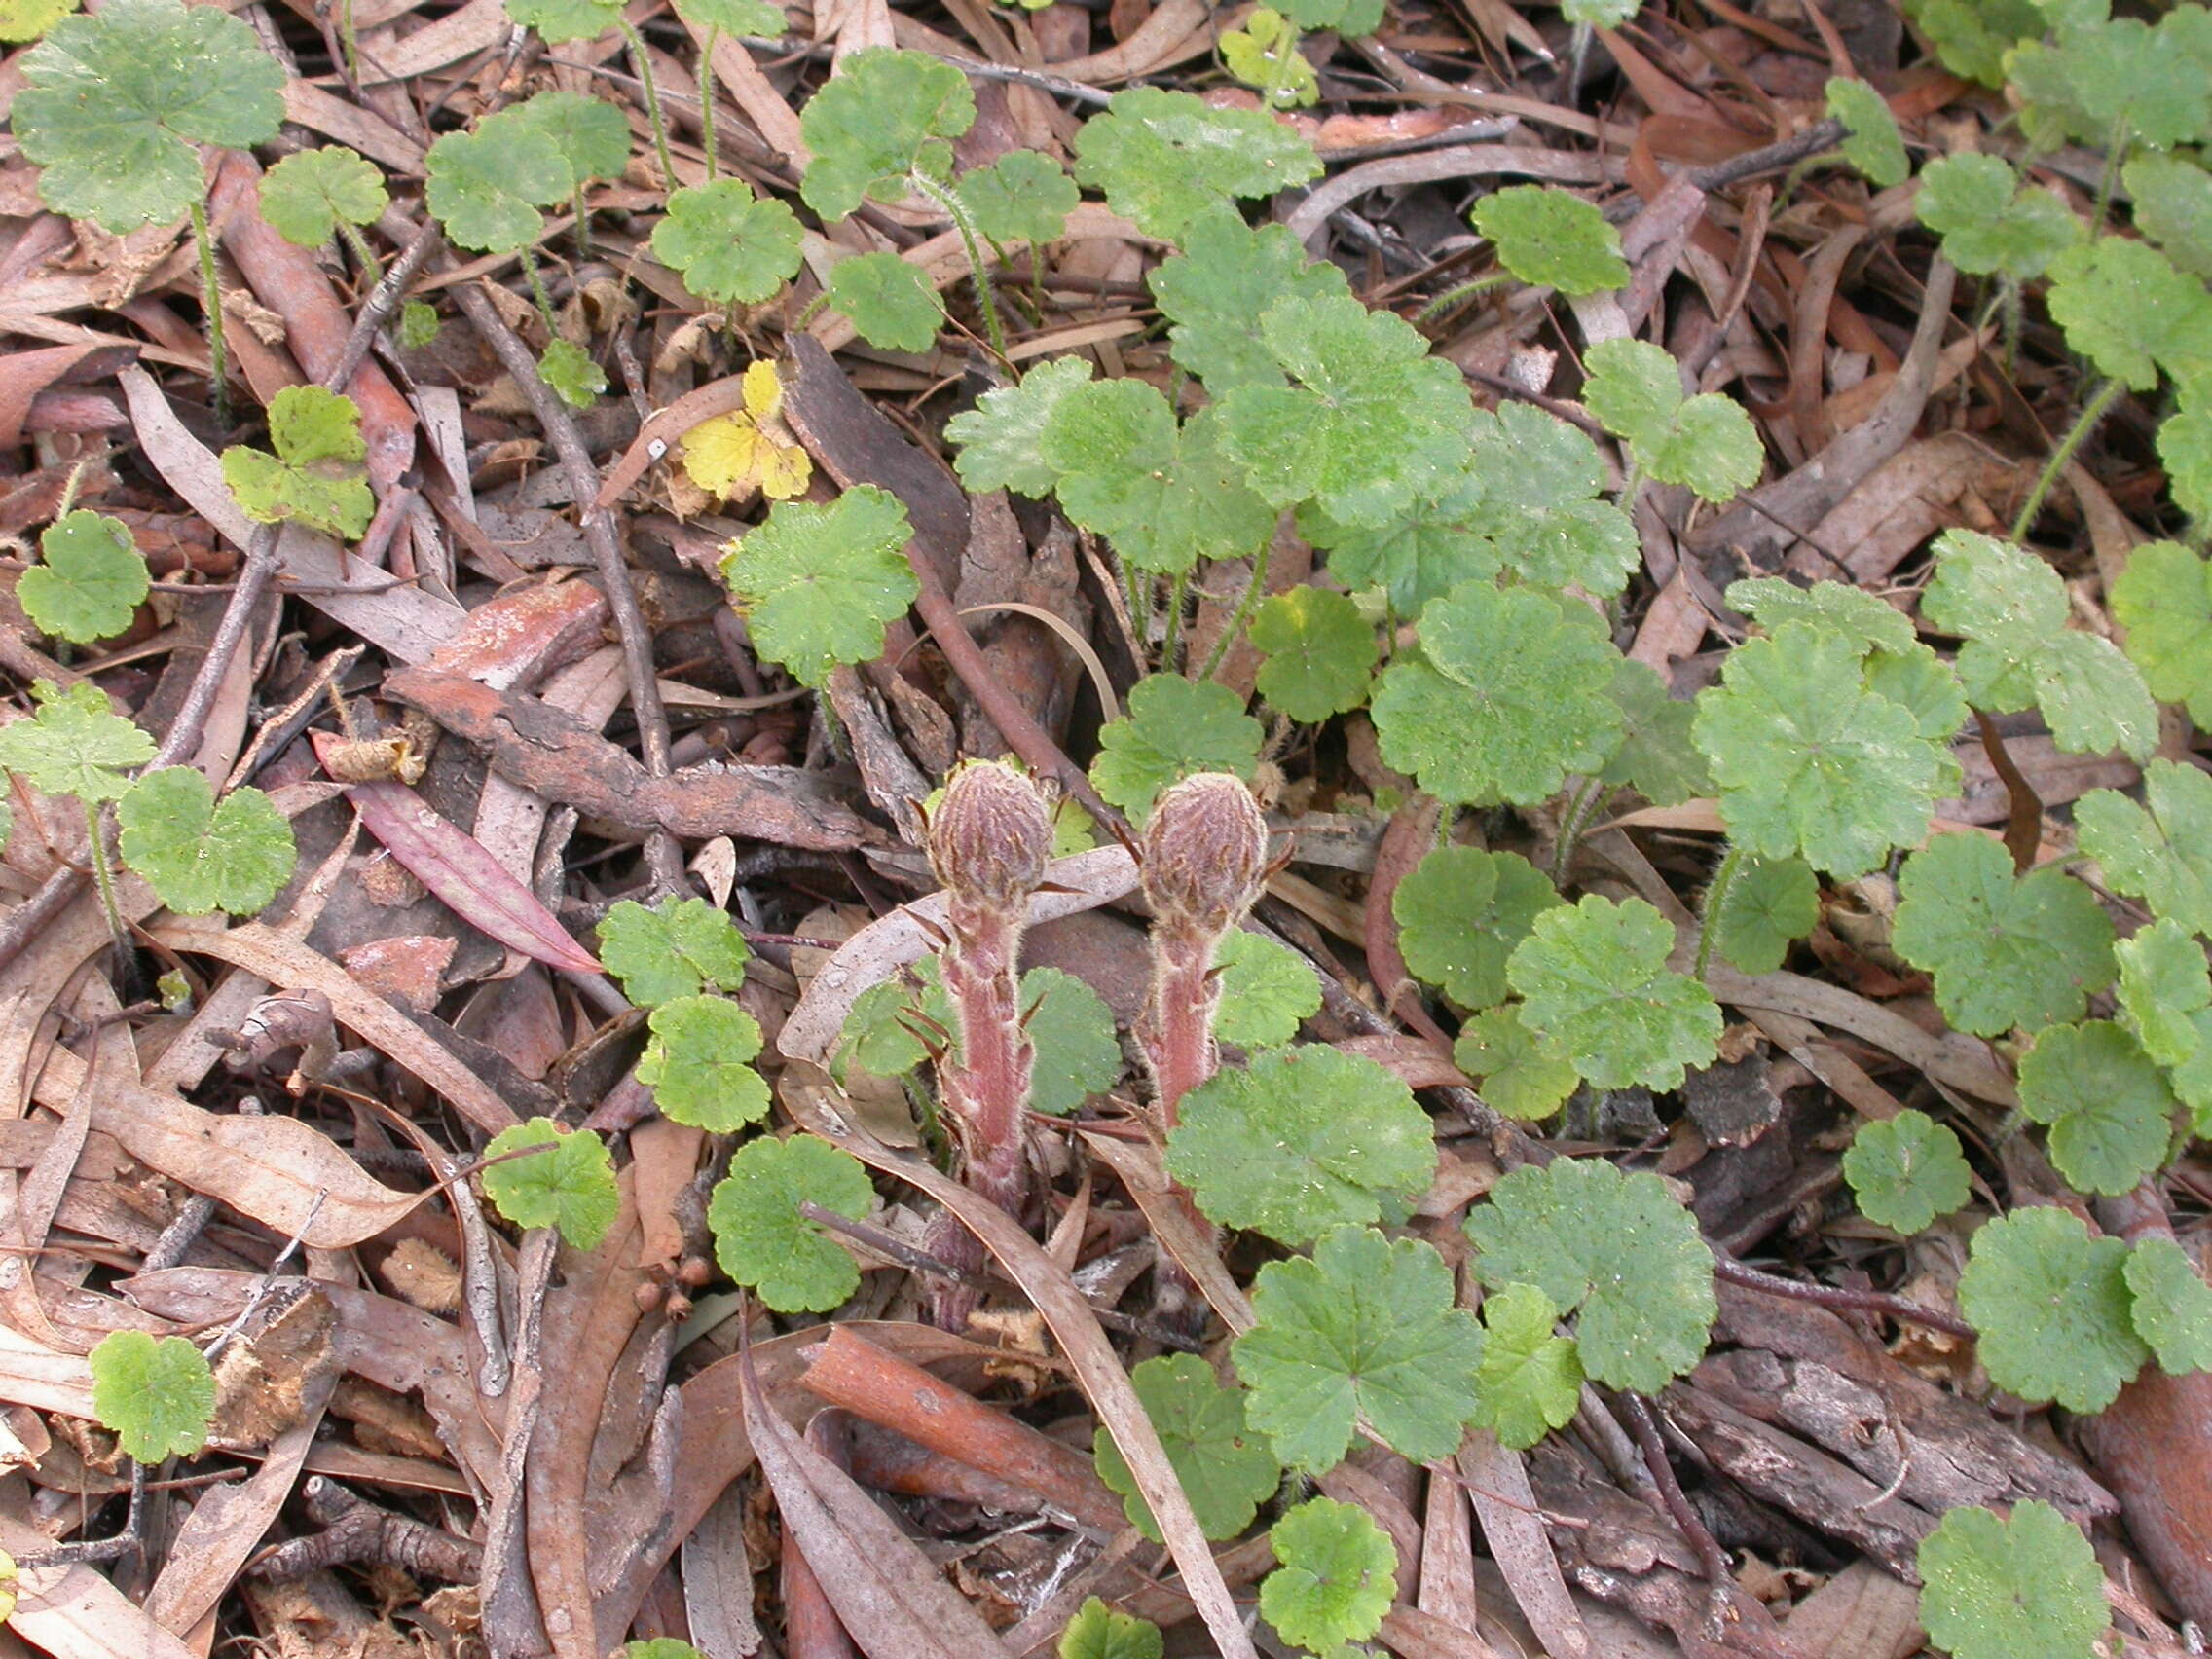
[220,386,376,542]
[480,1118,620,1249]
[706,1133,873,1312]
[19,510,148,644]
[1092,1353,1282,1542]
[89,1328,214,1461]
[719,485,919,688]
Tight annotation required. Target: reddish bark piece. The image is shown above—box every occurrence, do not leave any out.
[382,666,879,850]
[783,1413,861,1659]
[311,744,602,976]
[799,1326,1126,1533]
[423,577,609,692]
[337,934,456,1013]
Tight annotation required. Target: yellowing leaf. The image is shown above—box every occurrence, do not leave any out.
[682,361,811,501]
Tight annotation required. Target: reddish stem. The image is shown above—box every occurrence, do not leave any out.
[1139,922,1222,1129]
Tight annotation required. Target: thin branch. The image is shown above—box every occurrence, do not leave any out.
[1618,1390,1736,1640]
[1713,1254,1977,1341]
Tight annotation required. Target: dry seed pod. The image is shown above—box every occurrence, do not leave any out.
[927,759,1052,915]
[1140,772,1270,938]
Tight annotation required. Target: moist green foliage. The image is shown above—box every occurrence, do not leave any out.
[651,180,806,305]
[1470,1282,1584,1449]
[1603,659,1714,806]
[1581,338,1763,502]
[2124,153,2212,277]
[673,0,785,32]
[835,976,930,1080]
[2009,14,2211,154]
[1059,1600,1162,1659]
[1088,675,1262,819]
[720,485,918,687]
[1958,1206,2148,1412]
[0,679,155,802]
[1914,153,2081,279]
[1890,833,2116,1037]
[15,0,285,232]
[963,149,1079,244]
[20,509,148,644]
[798,47,975,220]
[825,252,946,352]
[2165,395,2212,515]
[1471,185,1627,295]
[1464,1158,1716,1393]
[1825,78,1909,187]
[1070,87,1321,240]
[1005,967,1122,1115]
[117,768,294,916]
[599,897,750,1008]
[705,1134,873,1312]
[1917,1501,2109,1659]
[1692,622,1948,878]
[1452,1005,1580,1120]
[2112,540,2212,725]
[1707,853,1819,977]
[1469,401,1642,595]
[259,147,388,249]
[1394,846,1562,1011]
[1728,575,1915,654]
[221,385,376,541]
[1167,1045,1437,1245]
[2114,918,2212,1121]
[504,0,620,43]
[2123,1235,2212,1374]
[1232,1225,1483,1471]
[0,0,73,43]
[1841,1109,1973,1234]
[1370,581,1624,806]
[1920,530,2157,760]
[505,89,629,187]
[538,340,607,410]
[2044,237,2212,391]
[1260,1497,1396,1656]
[424,120,572,253]
[1506,896,1721,1093]
[1212,930,1321,1051]
[2016,1019,2177,1196]
[946,356,1093,497]
[1038,385,1273,574]
[1150,203,1350,393]
[480,1118,619,1249]
[1215,294,1473,527]
[2077,759,2212,936]
[1301,470,1498,620]
[636,994,771,1131]
[89,1328,214,1461]
[1249,586,1378,721]
[1092,1353,1282,1543]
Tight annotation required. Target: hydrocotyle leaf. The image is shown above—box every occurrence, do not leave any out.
[824,251,947,352]
[1505,895,1721,1094]
[2077,758,2212,936]
[1394,845,1562,1011]
[19,509,149,644]
[1464,1158,1716,1394]
[480,1117,619,1248]
[598,896,751,1007]
[1472,184,1627,295]
[1059,1600,1162,1659]
[89,1328,214,1461]
[1211,931,1322,1051]
[706,1133,873,1311]
[117,767,295,916]
[1917,1501,2109,1659]
[2015,1019,2177,1197]
[636,993,772,1131]
[1470,1281,1584,1449]
[257,145,387,248]
[1070,86,1321,240]
[1092,1353,1282,1543]
[0,678,154,802]
[798,47,974,221]
[1247,585,1377,721]
[1840,1108,1972,1234]
[2111,538,2212,727]
[220,385,375,540]
[1088,675,1262,820]
[1259,1496,1396,1655]
[2122,1235,2212,1375]
[720,485,919,687]
[1166,1044,1438,1244]
[651,178,807,305]
[1957,1205,2148,1412]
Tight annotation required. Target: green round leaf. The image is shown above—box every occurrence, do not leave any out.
[1825,77,1909,187]
[1841,1109,1972,1234]
[798,48,975,222]
[1070,86,1321,241]
[1958,1205,2148,1412]
[504,0,621,44]
[16,0,285,232]
[946,356,1093,498]
[89,1328,214,1462]
[118,768,295,916]
[1506,895,1721,1094]
[652,180,806,305]
[1260,1496,1396,1654]
[2046,237,2212,392]
[720,484,919,687]
[502,90,629,187]
[706,1133,873,1312]
[1472,1282,1585,1449]
[0,678,154,802]
[1465,1158,1716,1394]
[1452,1004,1579,1121]
[424,123,572,254]
[2078,759,2212,936]
[221,387,376,542]
[1092,1353,1282,1543]
[1014,967,1122,1116]
[20,509,148,644]
[1088,675,1262,821]
[1248,586,1377,721]
[480,1117,619,1249]
[1891,832,2116,1038]
[824,251,946,352]
[673,0,785,34]
[2016,1019,2177,1197]
[963,149,1078,244]
[1167,1045,1437,1245]
[1915,153,2081,279]
[1149,203,1349,394]
[1707,853,1818,977]
[1232,1225,1484,1471]
[1471,184,1627,295]
[538,339,607,410]
[2126,153,2212,278]
[599,897,751,1008]
[258,146,388,248]
[636,994,771,1131]
[1394,845,1562,1011]
[1917,1501,2109,1659]
[2112,539,2212,727]
[2123,1235,2212,1375]
[1212,930,1321,1051]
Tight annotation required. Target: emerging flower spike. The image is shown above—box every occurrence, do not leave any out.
[922,760,1054,1325]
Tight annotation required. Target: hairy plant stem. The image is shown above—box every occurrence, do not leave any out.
[910,172,1009,362]
[337,220,381,285]
[1197,539,1272,682]
[618,18,680,190]
[1551,775,1604,885]
[1694,843,1741,980]
[82,799,129,967]
[1161,567,1189,673]
[522,250,559,334]
[189,201,230,429]
[2011,377,2120,541]
[1416,269,1509,325]
[698,26,719,178]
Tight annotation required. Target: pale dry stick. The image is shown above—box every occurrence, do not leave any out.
[1617,1390,1738,1640]
[443,264,686,893]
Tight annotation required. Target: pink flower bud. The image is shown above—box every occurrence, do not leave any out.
[928,760,1051,913]
[1141,772,1269,937]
